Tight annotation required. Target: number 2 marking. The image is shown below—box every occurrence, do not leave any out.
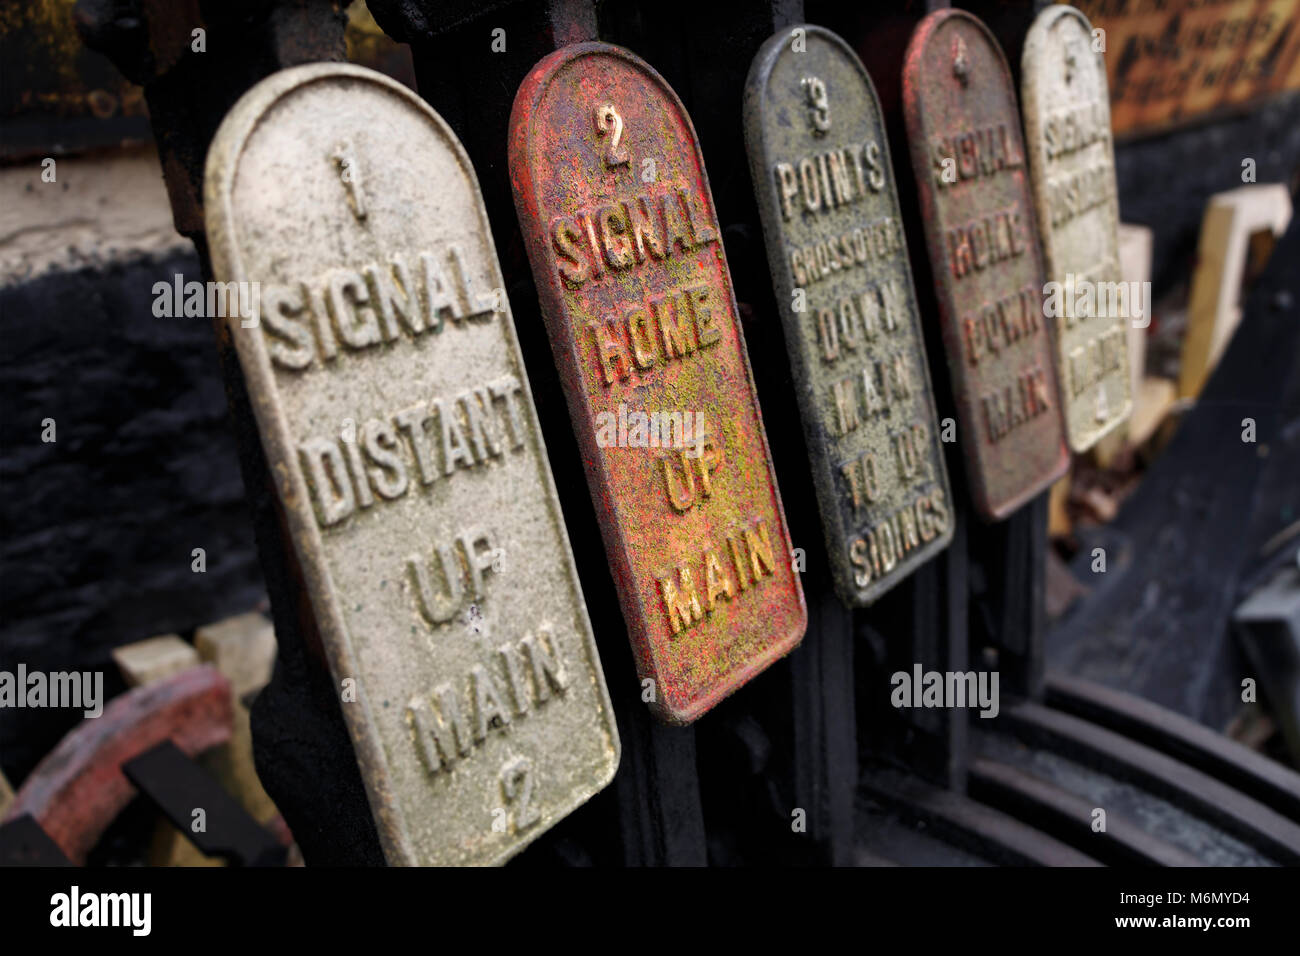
[594,104,630,167]
[500,756,540,831]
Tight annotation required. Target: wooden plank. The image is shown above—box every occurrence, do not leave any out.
[1118,223,1153,401]
[1180,185,1292,398]
[195,613,281,835]
[111,634,199,688]
[194,612,276,701]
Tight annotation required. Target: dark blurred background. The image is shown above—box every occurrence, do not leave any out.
[2,0,1297,836]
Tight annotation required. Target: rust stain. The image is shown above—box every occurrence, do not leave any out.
[510,42,806,723]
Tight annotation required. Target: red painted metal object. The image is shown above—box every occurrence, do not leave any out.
[2,666,233,864]
[510,42,806,723]
[902,10,1068,520]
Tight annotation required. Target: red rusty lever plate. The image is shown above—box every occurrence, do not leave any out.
[510,42,807,724]
[902,10,1069,520]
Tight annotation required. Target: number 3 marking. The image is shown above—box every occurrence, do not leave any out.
[801,76,831,134]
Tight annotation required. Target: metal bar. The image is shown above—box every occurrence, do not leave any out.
[970,494,1048,700]
[1045,673,1300,821]
[827,4,977,794]
[614,720,706,866]
[0,815,75,867]
[864,509,971,790]
[1002,700,1300,863]
[861,767,1102,866]
[123,740,286,867]
[791,590,857,864]
[758,4,861,868]
[970,757,1201,866]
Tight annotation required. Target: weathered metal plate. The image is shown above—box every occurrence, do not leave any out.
[204,63,619,865]
[1023,5,1132,453]
[510,42,807,724]
[744,25,954,606]
[902,10,1069,520]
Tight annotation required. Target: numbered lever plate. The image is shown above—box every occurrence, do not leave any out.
[510,43,807,724]
[744,24,954,605]
[902,10,1069,519]
[205,64,619,866]
[1022,4,1133,452]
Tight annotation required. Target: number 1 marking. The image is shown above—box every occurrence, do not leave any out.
[331,140,367,221]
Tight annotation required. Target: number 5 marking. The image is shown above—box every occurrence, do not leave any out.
[594,104,630,167]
